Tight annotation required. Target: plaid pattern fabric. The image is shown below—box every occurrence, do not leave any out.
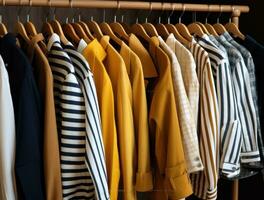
[217,35,260,169]
[223,32,264,159]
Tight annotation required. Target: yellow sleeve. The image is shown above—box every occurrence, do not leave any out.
[132,57,153,191]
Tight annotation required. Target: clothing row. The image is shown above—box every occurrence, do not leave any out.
[0,26,264,200]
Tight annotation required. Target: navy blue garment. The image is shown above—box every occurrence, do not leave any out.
[235,35,264,161]
[0,33,45,200]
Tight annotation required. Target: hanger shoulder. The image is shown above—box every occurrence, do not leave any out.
[165,24,190,46]
[87,21,104,40]
[155,23,169,39]
[15,21,30,43]
[25,21,38,37]
[62,23,80,45]
[142,22,158,37]
[110,22,129,41]
[188,23,205,37]
[175,23,193,42]
[0,23,7,36]
[100,22,122,46]
[42,22,54,40]
[205,23,218,36]
[50,20,69,44]
[72,23,91,43]
[225,22,245,40]
[195,22,210,34]
[131,23,150,42]
[78,21,94,40]
[213,23,227,35]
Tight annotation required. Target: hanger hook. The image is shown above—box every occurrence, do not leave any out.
[17,0,23,22]
[179,3,185,23]
[205,4,211,24]
[229,6,235,23]
[145,2,152,23]
[168,3,174,24]
[217,5,223,23]
[26,0,32,22]
[158,2,165,24]
[114,0,120,22]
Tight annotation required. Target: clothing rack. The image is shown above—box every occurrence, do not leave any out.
[1,0,249,26]
[0,1,252,200]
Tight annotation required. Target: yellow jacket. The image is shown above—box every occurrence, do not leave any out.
[100,36,136,200]
[78,39,120,200]
[119,41,153,192]
[148,37,193,200]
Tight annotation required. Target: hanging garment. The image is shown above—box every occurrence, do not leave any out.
[47,34,95,199]
[235,35,264,160]
[189,40,219,200]
[198,35,241,179]
[0,33,45,200]
[18,34,63,200]
[164,34,203,174]
[63,42,109,200]
[148,36,192,200]
[0,55,17,200]
[223,32,264,161]
[100,36,136,200]
[217,35,260,165]
[128,33,158,84]
[78,38,120,200]
[166,35,199,127]
[119,41,153,192]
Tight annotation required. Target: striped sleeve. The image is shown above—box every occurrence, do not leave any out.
[232,59,259,163]
[60,75,95,200]
[63,45,109,200]
[47,34,96,200]
[189,42,219,200]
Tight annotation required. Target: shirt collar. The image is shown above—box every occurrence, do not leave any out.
[128,33,157,78]
[222,32,233,42]
[77,39,87,53]
[47,33,60,51]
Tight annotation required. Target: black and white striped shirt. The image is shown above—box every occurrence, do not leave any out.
[198,35,242,178]
[217,35,260,165]
[63,43,109,200]
[47,34,95,200]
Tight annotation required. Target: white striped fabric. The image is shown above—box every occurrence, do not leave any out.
[189,41,219,200]
[63,43,109,200]
[47,34,95,200]
[217,35,260,169]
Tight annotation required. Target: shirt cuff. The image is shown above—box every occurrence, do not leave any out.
[221,162,240,178]
[241,150,261,163]
[135,171,153,192]
[207,187,217,200]
[164,166,193,199]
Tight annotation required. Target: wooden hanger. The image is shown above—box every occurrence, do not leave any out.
[50,19,69,44]
[175,5,193,42]
[205,23,218,36]
[0,15,7,36]
[143,23,159,37]
[100,22,122,46]
[155,23,169,39]
[25,21,38,37]
[165,24,190,46]
[213,6,227,35]
[131,23,151,43]
[42,21,54,40]
[78,21,94,40]
[110,22,129,42]
[15,19,31,44]
[188,23,205,37]
[121,22,131,34]
[62,19,80,45]
[87,20,104,40]
[72,22,91,43]
[195,22,210,34]
[225,22,245,40]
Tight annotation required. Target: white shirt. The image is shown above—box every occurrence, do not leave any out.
[158,36,203,173]
[0,55,17,200]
